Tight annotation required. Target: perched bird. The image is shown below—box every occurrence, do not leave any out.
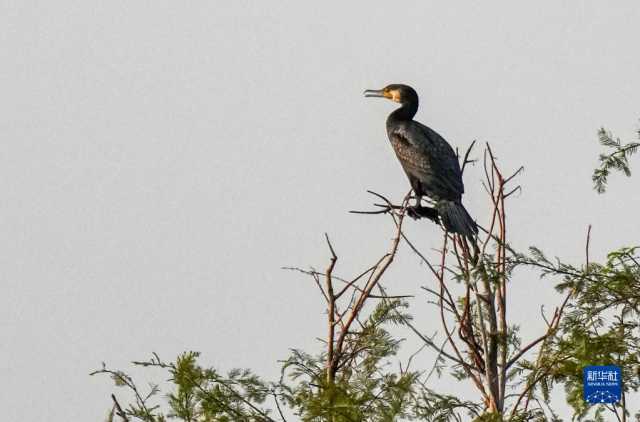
[364,84,477,237]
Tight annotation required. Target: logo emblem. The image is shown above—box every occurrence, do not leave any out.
[583,365,622,404]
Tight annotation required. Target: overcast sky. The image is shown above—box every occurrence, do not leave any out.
[2,1,640,420]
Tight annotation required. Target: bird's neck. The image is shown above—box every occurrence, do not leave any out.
[388,101,418,123]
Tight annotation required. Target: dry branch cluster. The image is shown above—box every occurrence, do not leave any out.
[293,144,590,419]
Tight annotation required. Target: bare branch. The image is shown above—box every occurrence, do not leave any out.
[111,394,130,422]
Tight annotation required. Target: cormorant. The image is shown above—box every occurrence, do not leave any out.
[364,84,477,238]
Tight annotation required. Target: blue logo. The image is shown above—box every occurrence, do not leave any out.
[583,365,621,404]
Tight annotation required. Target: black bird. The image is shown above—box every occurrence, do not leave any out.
[364,84,477,238]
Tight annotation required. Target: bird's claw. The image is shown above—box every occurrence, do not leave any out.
[406,206,422,220]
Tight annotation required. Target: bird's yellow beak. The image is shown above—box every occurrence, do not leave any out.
[364,88,401,102]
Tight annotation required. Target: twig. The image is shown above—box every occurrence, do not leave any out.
[585,224,592,268]
[111,394,130,422]
[271,391,288,422]
[350,190,440,224]
[461,140,477,175]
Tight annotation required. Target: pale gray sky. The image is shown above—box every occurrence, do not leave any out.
[2,1,640,420]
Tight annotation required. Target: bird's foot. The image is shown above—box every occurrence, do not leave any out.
[406,205,440,224]
[406,206,422,220]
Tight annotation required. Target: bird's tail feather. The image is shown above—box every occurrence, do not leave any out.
[435,200,478,239]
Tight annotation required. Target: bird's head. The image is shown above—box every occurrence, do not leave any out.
[363,84,418,105]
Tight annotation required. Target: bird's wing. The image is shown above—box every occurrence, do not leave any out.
[391,122,464,198]
[416,123,464,194]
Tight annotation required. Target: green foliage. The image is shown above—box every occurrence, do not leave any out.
[254,298,422,421]
[413,389,482,421]
[94,131,640,421]
[592,127,639,193]
[92,352,274,421]
[91,300,424,421]
[513,244,640,420]
[472,412,504,422]
[92,298,483,421]
[95,237,640,422]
